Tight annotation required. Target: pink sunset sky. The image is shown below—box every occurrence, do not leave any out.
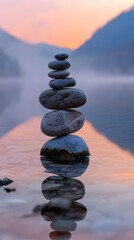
[0,0,133,49]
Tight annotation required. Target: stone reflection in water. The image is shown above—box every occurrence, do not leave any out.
[41,155,89,178]
[40,176,87,239]
[41,176,85,202]
[49,231,71,240]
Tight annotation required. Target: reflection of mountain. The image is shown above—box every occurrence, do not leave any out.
[84,82,134,154]
[71,8,134,74]
[0,48,21,77]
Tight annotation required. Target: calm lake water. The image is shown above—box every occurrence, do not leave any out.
[0,117,134,240]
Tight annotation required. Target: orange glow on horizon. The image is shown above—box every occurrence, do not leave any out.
[0,0,133,49]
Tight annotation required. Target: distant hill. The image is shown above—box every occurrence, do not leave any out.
[34,43,71,57]
[0,28,71,61]
[0,48,21,77]
[0,28,71,135]
[71,7,134,74]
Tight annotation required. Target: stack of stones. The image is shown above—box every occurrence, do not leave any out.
[39,53,89,163]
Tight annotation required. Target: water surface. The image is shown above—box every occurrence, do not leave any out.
[0,117,134,240]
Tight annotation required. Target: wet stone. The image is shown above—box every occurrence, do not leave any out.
[55,53,69,60]
[49,78,76,90]
[39,88,86,110]
[2,177,13,186]
[41,110,84,137]
[40,135,90,163]
[48,70,70,79]
[0,180,3,187]
[48,60,70,71]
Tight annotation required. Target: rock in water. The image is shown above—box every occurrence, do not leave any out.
[40,135,90,162]
[48,60,70,70]
[39,88,86,110]
[48,70,70,79]
[41,110,84,136]
[49,78,76,90]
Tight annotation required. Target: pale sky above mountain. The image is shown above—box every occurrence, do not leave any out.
[0,0,133,49]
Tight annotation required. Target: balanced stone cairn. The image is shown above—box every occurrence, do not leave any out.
[39,53,90,163]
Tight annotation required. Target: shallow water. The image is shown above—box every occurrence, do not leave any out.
[0,117,134,240]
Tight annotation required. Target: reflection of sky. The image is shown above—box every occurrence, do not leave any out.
[0,0,133,48]
[0,117,134,239]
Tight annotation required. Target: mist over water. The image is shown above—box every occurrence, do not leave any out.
[0,46,134,153]
[74,70,134,153]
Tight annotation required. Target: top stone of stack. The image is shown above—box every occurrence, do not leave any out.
[55,53,69,60]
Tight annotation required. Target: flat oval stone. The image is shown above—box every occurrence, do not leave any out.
[48,60,70,70]
[40,135,90,163]
[41,110,84,136]
[55,53,68,60]
[49,78,76,90]
[48,70,70,79]
[39,88,86,109]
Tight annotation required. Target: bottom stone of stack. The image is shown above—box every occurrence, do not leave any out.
[40,135,90,163]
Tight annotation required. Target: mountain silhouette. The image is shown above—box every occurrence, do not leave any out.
[72,7,134,74]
